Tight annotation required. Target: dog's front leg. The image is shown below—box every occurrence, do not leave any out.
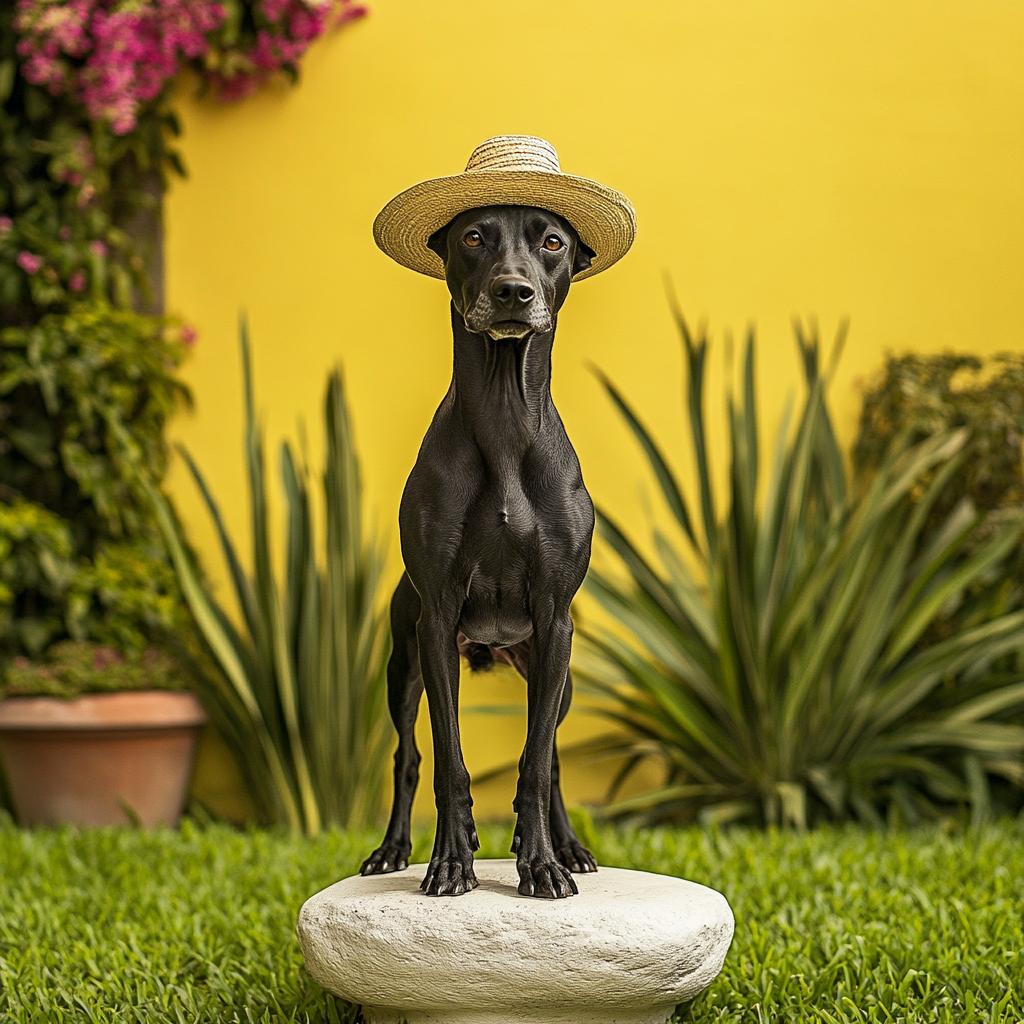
[417,598,480,896]
[512,601,578,899]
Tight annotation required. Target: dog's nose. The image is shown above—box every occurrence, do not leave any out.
[490,277,534,308]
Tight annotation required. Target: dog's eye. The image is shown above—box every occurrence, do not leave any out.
[463,231,483,248]
[543,235,563,251]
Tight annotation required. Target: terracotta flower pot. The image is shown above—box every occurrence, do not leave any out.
[0,690,207,827]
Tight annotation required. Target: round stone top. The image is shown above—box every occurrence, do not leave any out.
[297,858,734,1024]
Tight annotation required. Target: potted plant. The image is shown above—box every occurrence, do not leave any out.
[0,304,199,826]
[0,640,204,826]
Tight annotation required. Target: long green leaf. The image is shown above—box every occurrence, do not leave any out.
[144,479,302,832]
[666,282,716,557]
[594,369,699,554]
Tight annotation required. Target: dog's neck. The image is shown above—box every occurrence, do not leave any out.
[448,302,556,462]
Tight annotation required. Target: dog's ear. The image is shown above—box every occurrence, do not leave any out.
[572,238,596,277]
[426,221,451,264]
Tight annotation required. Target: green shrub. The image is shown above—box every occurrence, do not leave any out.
[855,352,1024,646]
[0,302,191,548]
[74,540,188,655]
[855,352,1024,517]
[0,497,79,657]
[0,302,191,665]
[0,639,185,700]
[575,311,1024,827]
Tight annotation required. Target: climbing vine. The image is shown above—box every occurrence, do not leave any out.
[0,0,365,667]
[1,0,366,318]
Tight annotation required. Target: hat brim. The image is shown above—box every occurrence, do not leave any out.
[373,170,636,282]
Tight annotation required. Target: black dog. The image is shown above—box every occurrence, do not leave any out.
[361,205,598,899]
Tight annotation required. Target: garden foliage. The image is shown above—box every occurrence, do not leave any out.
[0,304,190,545]
[0,304,190,661]
[150,325,391,833]
[0,497,78,655]
[576,308,1024,827]
[1,0,363,678]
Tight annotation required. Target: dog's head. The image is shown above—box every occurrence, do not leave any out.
[427,205,596,340]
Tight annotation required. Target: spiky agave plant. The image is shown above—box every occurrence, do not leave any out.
[148,323,390,833]
[575,307,1024,827]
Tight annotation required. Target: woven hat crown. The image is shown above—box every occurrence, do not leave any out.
[464,136,561,175]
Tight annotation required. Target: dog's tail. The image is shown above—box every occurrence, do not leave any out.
[457,635,532,676]
[458,636,495,672]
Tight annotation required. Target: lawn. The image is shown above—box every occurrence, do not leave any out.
[0,818,1021,1023]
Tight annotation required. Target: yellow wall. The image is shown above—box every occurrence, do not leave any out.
[167,0,1024,823]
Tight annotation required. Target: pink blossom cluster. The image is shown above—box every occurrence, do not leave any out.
[213,0,367,101]
[14,0,366,131]
[218,0,329,100]
[16,0,224,133]
[15,0,91,95]
[87,1,224,133]
[17,251,45,275]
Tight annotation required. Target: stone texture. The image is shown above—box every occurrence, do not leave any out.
[297,858,734,1024]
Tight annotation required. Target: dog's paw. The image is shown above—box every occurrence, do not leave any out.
[420,817,479,896]
[420,856,478,896]
[360,843,410,876]
[517,856,578,899]
[554,839,598,874]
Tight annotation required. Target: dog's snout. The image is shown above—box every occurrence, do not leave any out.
[490,276,534,308]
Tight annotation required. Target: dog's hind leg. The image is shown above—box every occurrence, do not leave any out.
[501,643,596,874]
[361,572,423,875]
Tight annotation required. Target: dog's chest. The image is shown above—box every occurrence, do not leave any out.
[461,473,536,556]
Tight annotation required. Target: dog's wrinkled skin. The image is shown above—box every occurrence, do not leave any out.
[360,205,599,898]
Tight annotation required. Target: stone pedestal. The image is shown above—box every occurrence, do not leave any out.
[297,858,733,1024]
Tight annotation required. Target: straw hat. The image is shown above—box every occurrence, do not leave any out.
[373,136,636,282]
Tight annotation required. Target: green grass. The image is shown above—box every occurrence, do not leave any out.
[0,819,1021,1023]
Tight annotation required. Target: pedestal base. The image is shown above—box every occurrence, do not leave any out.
[297,859,734,1024]
[359,1004,680,1024]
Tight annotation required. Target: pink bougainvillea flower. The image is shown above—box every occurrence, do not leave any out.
[213,0,366,102]
[262,0,290,23]
[335,1,369,27]
[17,0,226,134]
[17,251,44,274]
[211,70,262,101]
[89,239,107,257]
[0,216,12,236]
[15,0,365,128]
[68,269,86,291]
[14,0,90,95]
[180,324,198,347]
